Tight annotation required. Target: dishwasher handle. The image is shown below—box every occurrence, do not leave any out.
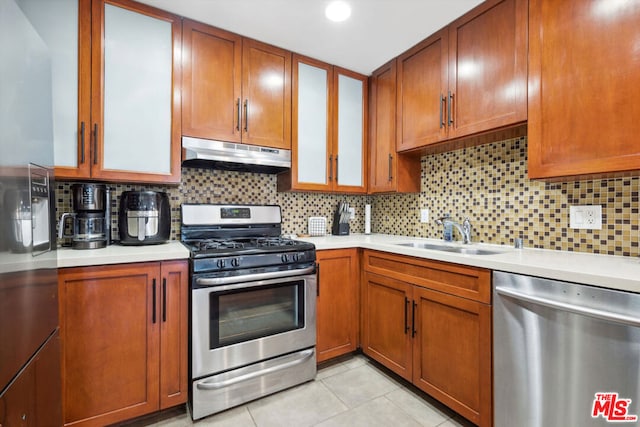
[496,285,640,328]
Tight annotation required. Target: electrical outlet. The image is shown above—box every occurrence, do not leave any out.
[348,207,355,220]
[570,205,602,229]
[420,208,429,223]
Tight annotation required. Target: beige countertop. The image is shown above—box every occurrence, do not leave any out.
[56,241,189,268]
[6,235,639,293]
[296,234,640,293]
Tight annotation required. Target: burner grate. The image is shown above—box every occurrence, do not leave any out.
[196,239,246,251]
[253,237,297,247]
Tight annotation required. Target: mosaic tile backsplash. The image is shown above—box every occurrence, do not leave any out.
[55,135,640,257]
[55,169,367,243]
[373,136,640,257]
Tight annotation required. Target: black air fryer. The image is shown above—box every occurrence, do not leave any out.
[119,191,170,245]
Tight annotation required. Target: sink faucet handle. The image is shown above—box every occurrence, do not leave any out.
[462,218,472,244]
[435,216,450,225]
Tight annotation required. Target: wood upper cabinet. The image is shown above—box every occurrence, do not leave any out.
[527,0,640,179]
[362,250,492,427]
[182,20,242,144]
[51,0,182,183]
[447,0,527,139]
[278,55,367,193]
[182,20,291,150]
[397,29,449,151]
[316,249,359,363]
[369,59,420,194]
[241,39,292,149]
[396,0,527,152]
[58,260,188,426]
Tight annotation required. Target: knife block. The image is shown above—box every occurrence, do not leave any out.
[331,210,350,236]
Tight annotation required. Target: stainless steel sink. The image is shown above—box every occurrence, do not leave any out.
[396,242,505,255]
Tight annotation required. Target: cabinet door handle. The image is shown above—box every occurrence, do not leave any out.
[162,278,167,322]
[448,91,454,126]
[152,279,157,324]
[92,123,98,165]
[404,297,410,334]
[236,98,241,132]
[335,155,339,183]
[243,99,249,132]
[80,121,86,164]
[411,300,417,337]
[316,263,320,297]
[388,154,393,182]
[328,155,333,181]
[439,94,446,129]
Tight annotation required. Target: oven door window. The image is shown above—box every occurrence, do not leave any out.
[209,280,305,349]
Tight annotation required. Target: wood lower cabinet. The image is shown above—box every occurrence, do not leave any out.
[361,272,412,380]
[158,261,189,409]
[362,250,492,427]
[411,286,492,427]
[527,0,640,179]
[58,260,187,426]
[316,249,359,362]
[0,331,62,427]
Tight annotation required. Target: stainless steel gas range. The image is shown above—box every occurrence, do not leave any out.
[181,204,317,420]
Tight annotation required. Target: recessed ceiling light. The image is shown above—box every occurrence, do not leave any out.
[325,1,351,22]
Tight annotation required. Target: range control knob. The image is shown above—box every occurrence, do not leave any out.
[231,258,240,267]
[216,259,226,269]
[281,254,289,263]
[292,253,300,262]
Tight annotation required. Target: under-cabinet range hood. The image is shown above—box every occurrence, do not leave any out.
[182,137,291,174]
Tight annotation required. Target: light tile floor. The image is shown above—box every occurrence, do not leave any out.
[123,354,476,427]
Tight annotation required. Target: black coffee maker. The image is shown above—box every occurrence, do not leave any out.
[58,183,111,249]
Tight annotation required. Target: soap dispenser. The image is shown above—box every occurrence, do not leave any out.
[442,213,453,241]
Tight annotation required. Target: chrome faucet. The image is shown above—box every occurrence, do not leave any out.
[435,217,472,244]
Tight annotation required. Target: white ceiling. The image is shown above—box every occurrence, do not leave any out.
[136,0,484,75]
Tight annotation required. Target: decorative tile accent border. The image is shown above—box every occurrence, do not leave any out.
[56,136,640,256]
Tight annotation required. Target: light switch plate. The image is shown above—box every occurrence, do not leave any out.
[420,209,429,223]
[570,205,602,229]
[348,207,355,220]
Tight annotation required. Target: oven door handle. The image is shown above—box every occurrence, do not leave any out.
[195,266,316,287]
[196,348,315,390]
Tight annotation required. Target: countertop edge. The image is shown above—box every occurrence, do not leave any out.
[302,234,640,294]
[56,241,190,269]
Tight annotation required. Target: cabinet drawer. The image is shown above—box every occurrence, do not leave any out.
[363,250,491,303]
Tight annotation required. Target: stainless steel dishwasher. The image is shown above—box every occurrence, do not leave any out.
[493,271,640,427]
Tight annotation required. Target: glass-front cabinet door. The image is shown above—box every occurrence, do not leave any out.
[15,0,90,179]
[22,0,181,183]
[334,69,367,192]
[91,0,181,183]
[288,56,332,191]
[280,56,367,193]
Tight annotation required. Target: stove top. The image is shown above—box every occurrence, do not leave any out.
[184,236,314,258]
[180,204,316,275]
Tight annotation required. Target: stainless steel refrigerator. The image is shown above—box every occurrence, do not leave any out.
[0,0,61,424]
